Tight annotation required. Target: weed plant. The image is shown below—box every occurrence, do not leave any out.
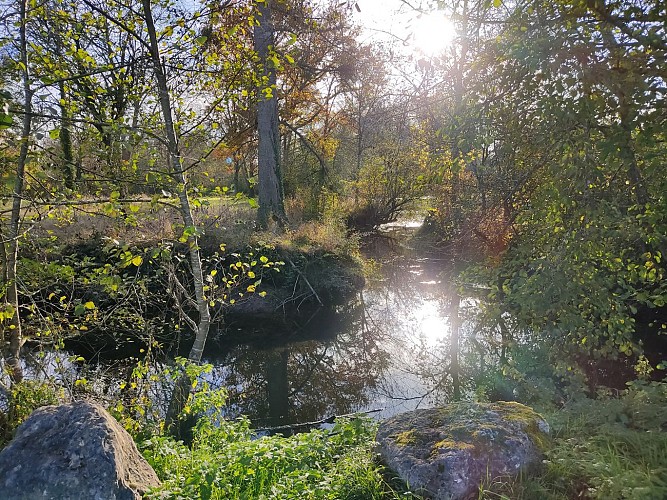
[141,415,399,499]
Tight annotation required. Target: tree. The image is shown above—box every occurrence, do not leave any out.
[468,0,667,359]
[137,0,215,429]
[1,0,32,384]
[253,0,287,229]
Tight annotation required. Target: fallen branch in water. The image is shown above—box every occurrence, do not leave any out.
[254,408,384,434]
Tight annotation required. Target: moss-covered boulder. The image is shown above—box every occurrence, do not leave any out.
[376,402,550,500]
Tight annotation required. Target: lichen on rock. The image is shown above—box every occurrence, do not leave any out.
[376,401,550,500]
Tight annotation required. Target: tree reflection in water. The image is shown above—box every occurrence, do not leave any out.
[196,223,507,428]
[22,223,519,429]
[200,299,390,428]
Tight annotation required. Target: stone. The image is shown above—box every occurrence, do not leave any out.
[376,401,550,500]
[0,401,161,499]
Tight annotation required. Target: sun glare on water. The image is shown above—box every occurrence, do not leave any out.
[410,12,457,56]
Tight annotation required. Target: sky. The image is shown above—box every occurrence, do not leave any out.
[350,0,456,57]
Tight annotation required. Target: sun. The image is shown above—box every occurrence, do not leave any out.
[410,12,457,56]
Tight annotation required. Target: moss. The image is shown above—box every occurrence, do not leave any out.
[432,439,475,454]
[384,402,551,461]
[490,402,552,452]
[393,430,418,446]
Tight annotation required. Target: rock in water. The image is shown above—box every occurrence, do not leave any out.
[376,401,550,500]
[0,401,160,499]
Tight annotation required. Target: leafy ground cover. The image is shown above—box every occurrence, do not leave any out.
[141,416,399,500]
[137,374,667,500]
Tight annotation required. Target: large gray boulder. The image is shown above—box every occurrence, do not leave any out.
[0,401,161,499]
[376,401,550,500]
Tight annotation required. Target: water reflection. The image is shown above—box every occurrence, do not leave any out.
[8,221,508,429]
[198,221,489,426]
[201,300,390,428]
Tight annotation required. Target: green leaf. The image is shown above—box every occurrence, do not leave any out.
[0,112,12,129]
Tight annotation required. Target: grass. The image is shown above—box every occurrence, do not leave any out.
[136,378,667,500]
[478,379,667,499]
[4,371,666,499]
[31,193,359,261]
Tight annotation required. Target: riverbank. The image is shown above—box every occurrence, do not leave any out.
[17,211,366,360]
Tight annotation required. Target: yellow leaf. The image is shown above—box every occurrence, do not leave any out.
[84,301,95,310]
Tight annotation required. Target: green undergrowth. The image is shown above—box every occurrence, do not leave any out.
[4,358,666,499]
[140,415,399,499]
[128,365,401,499]
[479,379,667,499]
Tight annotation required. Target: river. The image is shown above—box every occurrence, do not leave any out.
[13,220,490,429]
[198,220,483,429]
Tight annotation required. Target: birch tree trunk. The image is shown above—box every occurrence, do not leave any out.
[2,0,32,384]
[141,0,212,431]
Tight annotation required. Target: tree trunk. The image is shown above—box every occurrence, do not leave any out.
[254,0,287,229]
[58,81,75,190]
[266,348,290,427]
[141,0,212,432]
[3,0,32,384]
